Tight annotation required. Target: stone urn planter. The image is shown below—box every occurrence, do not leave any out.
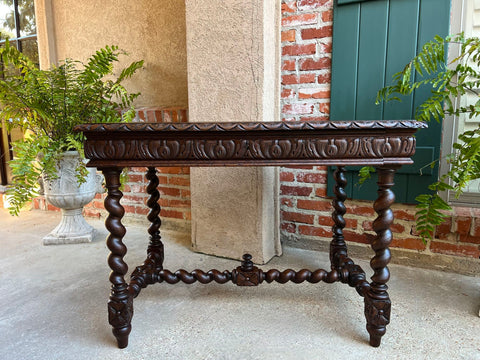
[42,151,103,245]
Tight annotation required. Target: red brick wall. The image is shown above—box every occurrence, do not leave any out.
[278,0,480,260]
[32,107,191,229]
[280,1,334,250]
[281,0,332,122]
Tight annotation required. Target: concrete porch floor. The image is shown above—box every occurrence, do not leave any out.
[0,209,479,360]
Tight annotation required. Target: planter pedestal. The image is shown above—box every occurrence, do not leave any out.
[42,151,102,245]
[43,208,96,245]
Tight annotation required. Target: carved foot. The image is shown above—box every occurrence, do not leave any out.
[108,292,133,348]
[364,292,391,347]
[113,327,130,349]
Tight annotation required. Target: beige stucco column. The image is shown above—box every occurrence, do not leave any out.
[185,0,281,263]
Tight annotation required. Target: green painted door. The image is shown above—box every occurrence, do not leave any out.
[328,0,451,203]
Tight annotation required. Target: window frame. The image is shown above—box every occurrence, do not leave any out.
[440,0,480,208]
[0,0,38,186]
[0,0,38,50]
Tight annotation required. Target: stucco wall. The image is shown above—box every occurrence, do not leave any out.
[35,0,188,107]
[185,0,281,263]
[186,1,263,122]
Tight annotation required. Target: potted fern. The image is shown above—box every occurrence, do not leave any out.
[0,39,143,244]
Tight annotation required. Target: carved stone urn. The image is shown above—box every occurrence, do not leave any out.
[42,151,103,245]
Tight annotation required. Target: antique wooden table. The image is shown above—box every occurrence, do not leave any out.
[75,120,425,349]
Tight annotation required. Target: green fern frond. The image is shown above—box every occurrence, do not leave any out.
[358,166,375,185]
[0,43,143,214]
[415,191,451,243]
[376,32,480,244]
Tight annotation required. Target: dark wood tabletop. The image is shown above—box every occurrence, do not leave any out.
[75,120,426,167]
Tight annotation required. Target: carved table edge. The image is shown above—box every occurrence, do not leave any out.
[74,120,427,133]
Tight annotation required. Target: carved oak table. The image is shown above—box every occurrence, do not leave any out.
[75,120,425,349]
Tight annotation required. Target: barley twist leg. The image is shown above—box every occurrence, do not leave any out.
[365,167,396,347]
[102,168,132,349]
[146,167,164,269]
[330,166,348,270]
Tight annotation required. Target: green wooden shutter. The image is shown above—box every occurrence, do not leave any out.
[328,0,451,203]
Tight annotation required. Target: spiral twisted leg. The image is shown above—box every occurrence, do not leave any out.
[330,166,348,270]
[102,168,132,349]
[146,167,164,268]
[365,167,397,347]
[129,167,165,297]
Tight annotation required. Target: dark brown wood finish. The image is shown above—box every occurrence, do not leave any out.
[145,167,164,272]
[102,168,131,349]
[76,120,424,167]
[330,166,348,270]
[129,167,165,298]
[75,120,425,349]
[365,167,397,347]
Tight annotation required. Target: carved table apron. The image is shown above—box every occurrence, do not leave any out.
[75,120,425,349]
